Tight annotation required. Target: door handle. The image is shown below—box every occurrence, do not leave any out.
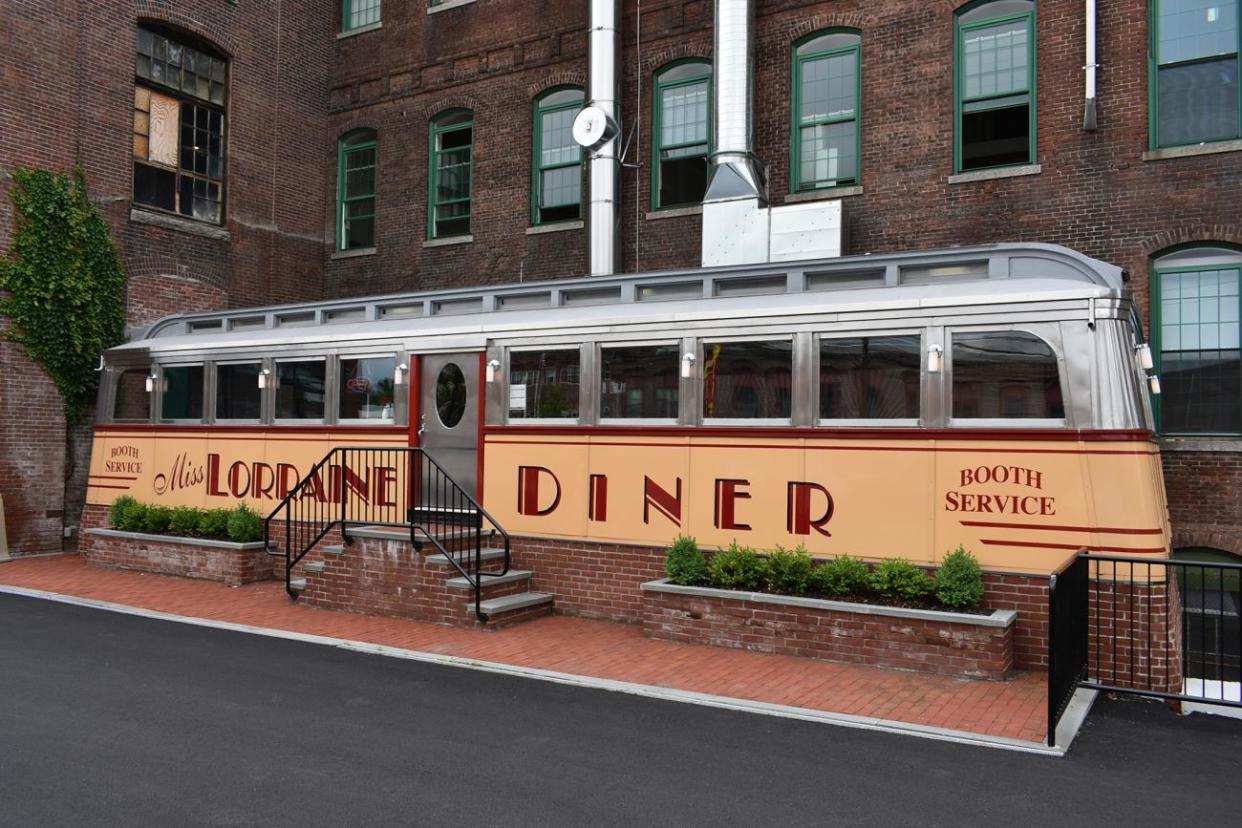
[418,413,426,437]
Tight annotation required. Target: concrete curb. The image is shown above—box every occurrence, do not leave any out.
[0,582,1080,757]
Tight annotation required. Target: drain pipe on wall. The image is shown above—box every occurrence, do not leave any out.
[581,0,621,276]
[1083,0,1098,130]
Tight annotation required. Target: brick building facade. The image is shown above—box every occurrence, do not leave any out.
[2,0,1241,559]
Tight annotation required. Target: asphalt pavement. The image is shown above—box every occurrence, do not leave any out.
[1,592,1240,827]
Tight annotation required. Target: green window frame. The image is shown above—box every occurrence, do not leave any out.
[428,109,473,240]
[651,60,712,210]
[1149,0,1241,149]
[337,129,377,252]
[531,87,585,225]
[342,0,381,33]
[1151,246,1242,435]
[790,30,862,192]
[953,0,1037,173]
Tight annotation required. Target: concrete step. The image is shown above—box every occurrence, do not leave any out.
[321,544,344,556]
[304,561,325,574]
[477,592,553,618]
[445,570,532,591]
[289,577,307,595]
[425,547,508,568]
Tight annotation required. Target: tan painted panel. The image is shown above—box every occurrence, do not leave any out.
[147,92,179,167]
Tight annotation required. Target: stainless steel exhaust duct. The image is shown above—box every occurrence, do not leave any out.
[703,0,765,204]
[585,0,620,277]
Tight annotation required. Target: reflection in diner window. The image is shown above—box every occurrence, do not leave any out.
[703,341,792,419]
[820,336,920,419]
[276,361,326,420]
[216,363,262,420]
[952,331,1064,419]
[339,357,395,420]
[509,349,580,419]
[113,368,150,421]
[162,365,204,420]
[600,345,679,418]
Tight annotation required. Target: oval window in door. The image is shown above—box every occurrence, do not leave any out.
[435,363,467,428]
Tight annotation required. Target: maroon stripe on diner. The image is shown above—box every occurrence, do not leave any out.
[93,424,405,435]
[88,484,132,490]
[484,425,1155,443]
[485,439,1157,457]
[961,520,1165,535]
[980,538,1167,554]
[88,474,139,481]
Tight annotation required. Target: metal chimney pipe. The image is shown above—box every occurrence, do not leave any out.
[703,0,765,203]
[587,0,620,276]
[1083,0,1099,130]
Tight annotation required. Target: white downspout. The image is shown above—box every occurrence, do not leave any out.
[1083,0,1098,130]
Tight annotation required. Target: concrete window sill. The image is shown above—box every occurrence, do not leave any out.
[129,207,229,241]
[947,163,1042,185]
[428,0,476,13]
[784,185,863,203]
[645,205,702,221]
[423,234,473,248]
[338,22,382,39]
[526,221,584,235]
[331,246,377,260]
[1142,140,1242,162]
[1159,436,1242,454]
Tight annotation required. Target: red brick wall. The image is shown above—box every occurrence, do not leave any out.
[1086,570,1184,695]
[1162,450,1242,557]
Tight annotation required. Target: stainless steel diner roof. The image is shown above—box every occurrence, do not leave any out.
[113,243,1124,357]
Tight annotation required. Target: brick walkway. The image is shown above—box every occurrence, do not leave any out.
[0,555,1047,744]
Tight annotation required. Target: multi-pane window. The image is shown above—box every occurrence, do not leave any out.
[532,89,584,225]
[161,365,204,421]
[653,61,711,209]
[951,330,1064,419]
[954,1,1035,172]
[133,27,226,223]
[1155,248,1242,434]
[275,361,326,420]
[600,345,680,419]
[339,357,395,420]
[702,341,793,420]
[112,369,151,422]
[338,130,377,251]
[792,32,861,191]
[343,0,381,32]
[819,336,921,420]
[1152,0,1241,148]
[216,363,262,420]
[509,349,581,419]
[429,110,473,239]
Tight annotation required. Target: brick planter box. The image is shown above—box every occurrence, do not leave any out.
[82,528,275,587]
[641,579,1017,680]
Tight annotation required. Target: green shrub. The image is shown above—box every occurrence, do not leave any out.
[197,508,232,540]
[109,496,138,529]
[936,546,985,609]
[169,506,202,538]
[868,558,935,603]
[810,555,871,597]
[707,542,766,591]
[666,535,708,586]
[764,545,813,594]
[227,503,263,543]
[142,505,173,534]
[116,502,149,533]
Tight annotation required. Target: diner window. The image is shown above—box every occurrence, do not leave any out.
[338,130,377,251]
[702,341,793,420]
[112,369,151,422]
[532,88,584,225]
[1154,247,1242,434]
[652,61,711,209]
[954,1,1035,172]
[951,330,1064,420]
[509,349,580,419]
[216,363,262,420]
[161,365,204,420]
[792,31,861,191]
[429,110,473,239]
[1151,1,1240,148]
[275,361,326,420]
[600,345,680,419]
[820,335,921,420]
[133,27,226,222]
[339,357,395,421]
[343,0,381,32]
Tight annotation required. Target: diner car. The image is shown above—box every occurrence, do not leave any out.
[87,242,1169,583]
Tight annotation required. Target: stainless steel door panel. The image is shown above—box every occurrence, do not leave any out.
[419,353,479,496]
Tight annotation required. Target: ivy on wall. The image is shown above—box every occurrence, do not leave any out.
[0,168,127,423]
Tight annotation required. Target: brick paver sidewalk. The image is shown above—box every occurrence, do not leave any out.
[0,555,1047,744]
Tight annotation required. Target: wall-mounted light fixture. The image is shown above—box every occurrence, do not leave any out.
[1136,343,1154,371]
[681,352,697,379]
[1148,375,1162,395]
[927,344,944,374]
[393,362,409,386]
[145,371,158,393]
[257,367,272,389]
[486,359,501,383]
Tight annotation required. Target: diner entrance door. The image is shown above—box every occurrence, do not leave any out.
[416,353,480,498]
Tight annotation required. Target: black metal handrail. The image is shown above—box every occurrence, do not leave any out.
[1047,551,1089,746]
[263,446,511,621]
